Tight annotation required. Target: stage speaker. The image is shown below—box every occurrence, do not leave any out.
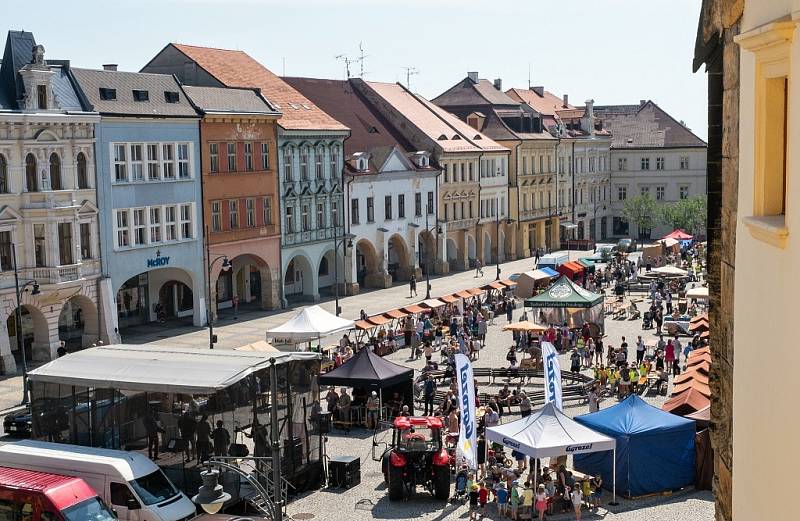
[328,456,360,488]
[318,412,331,434]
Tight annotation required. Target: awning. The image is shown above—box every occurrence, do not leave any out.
[440,295,459,304]
[455,290,473,299]
[502,321,547,332]
[234,340,278,353]
[525,275,603,308]
[499,278,517,287]
[402,304,426,314]
[28,345,320,394]
[384,309,408,320]
[467,288,485,296]
[355,320,377,331]
[529,269,553,281]
[686,286,709,300]
[482,281,506,291]
[540,267,559,278]
[421,299,445,309]
[367,315,392,326]
[266,305,355,341]
[577,258,595,269]
[560,221,579,230]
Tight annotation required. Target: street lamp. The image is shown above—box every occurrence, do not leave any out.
[205,226,231,349]
[11,243,39,406]
[192,468,231,514]
[495,209,514,281]
[332,224,354,317]
[414,213,442,300]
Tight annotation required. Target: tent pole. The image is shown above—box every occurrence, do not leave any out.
[610,447,618,506]
[379,388,383,423]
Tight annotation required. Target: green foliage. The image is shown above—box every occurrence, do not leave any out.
[660,195,707,235]
[622,193,659,233]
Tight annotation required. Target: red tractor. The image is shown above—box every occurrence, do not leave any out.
[373,416,451,501]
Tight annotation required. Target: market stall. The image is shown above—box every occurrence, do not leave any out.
[556,261,585,282]
[662,387,710,416]
[686,286,709,300]
[574,395,696,497]
[513,270,558,299]
[266,305,355,351]
[524,276,605,331]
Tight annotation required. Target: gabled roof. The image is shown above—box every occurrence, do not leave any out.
[359,80,507,154]
[506,87,572,117]
[71,68,197,117]
[433,77,519,108]
[182,85,279,115]
[593,101,706,149]
[166,44,347,132]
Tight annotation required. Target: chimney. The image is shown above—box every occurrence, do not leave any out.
[585,99,595,118]
[640,99,647,107]
[562,94,569,108]
[532,86,544,97]
[467,71,479,83]
[493,78,502,91]
[584,99,596,137]
[103,64,118,71]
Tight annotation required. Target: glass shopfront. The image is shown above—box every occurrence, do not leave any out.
[117,273,149,328]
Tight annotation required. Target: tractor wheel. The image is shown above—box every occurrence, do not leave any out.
[433,465,451,500]
[388,465,405,501]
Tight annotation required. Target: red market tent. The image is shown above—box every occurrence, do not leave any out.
[662,229,694,241]
[556,261,584,281]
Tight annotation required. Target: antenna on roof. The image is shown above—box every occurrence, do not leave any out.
[282,57,286,77]
[335,54,353,79]
[357,41,368,78]
[403,67,419,91]
[528,63,531,89]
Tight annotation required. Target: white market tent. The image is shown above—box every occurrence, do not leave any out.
[651,265,688,277]
[486,402,618,502]
[686,286,709,300]
[28,344,319,394]
[266,305,355,342]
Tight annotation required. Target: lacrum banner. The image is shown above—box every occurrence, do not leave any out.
[454,353,477,469]
[541,341,563,410]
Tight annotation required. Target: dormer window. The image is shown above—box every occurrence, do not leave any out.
[474,135,482,140]
[357,158,368,171]
[99,88,116,100]
[452,135,461,140]
[132,90,149,102]
[368,126,378,134]
[437,134,448,140]
[37,85,47,109]
[419,156,428,167]
[164,91,180,103]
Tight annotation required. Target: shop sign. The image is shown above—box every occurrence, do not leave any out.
[147,250,170,268]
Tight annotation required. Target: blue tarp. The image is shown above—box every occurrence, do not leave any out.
[539,267,559,278]
[573,395,696,497]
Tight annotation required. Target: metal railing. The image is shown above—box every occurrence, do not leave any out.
[208,456,290,519]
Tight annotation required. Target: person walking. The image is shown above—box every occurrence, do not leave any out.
[211,420,231,457]
[195,415,212,464]
[144,409,165,461]
[535,484,548,521]
[423,375,436,415]
[636,335,646,364]
[475,259,483,277]
[178,410,197,463]
[409,274,417,297]
[571,483,584,521]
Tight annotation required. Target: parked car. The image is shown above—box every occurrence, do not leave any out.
[615,238,638,253]
[0,465,117,520]
[3,407,32,438]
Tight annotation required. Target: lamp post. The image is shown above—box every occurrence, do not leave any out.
[495,200,514,281]
[11,243,39,406]
[331,222,354,317]
[414,212,442,301]
[205,226,231,349]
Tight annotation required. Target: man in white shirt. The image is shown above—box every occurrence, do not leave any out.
[636,335,646,364]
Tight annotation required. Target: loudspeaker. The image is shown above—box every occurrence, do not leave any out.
[283,437,302,470]
[328,456,360,488]
[318,412,331,434]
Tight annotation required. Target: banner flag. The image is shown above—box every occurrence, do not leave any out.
[454,353,477,469]
[541,341,563,410]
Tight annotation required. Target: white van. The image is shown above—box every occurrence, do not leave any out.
[0,440,197,521]
[538,252,569,270]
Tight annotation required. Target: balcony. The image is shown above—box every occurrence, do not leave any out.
[283,227,336,246]
[0,259,101,290]
[518,208,552,221]
[445,218,479,231]
[21,191,81,210]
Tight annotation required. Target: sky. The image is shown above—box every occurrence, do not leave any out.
[5,0,707,139]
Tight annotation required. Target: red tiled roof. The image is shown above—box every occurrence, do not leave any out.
[506,87,572,117]
[171,44,348,132]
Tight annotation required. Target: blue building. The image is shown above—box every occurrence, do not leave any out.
[71,67,206,335]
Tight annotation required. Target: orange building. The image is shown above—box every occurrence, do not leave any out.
[182,85,282,314]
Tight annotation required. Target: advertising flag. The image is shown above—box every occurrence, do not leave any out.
[454,353,477,469]
[541,341,563,410]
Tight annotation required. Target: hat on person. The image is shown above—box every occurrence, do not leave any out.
[498,482,506,489]
[371,391,377,396]
[538,484,545,490]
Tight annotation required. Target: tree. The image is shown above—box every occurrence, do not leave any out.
[660,195,708,236]
[622,193,659,239]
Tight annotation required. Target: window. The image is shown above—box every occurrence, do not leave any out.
[74,151,88,189]
[539,156,544,174]
[617,186,627,201]
[351,199,359,224]
[114,144,127,182]
[150,207,161,242]
[285,206,294,233]
[315,149,323,179]
[300,148,309,180]
[301,204,310,231]
[0,155,8,193]
[227,143,236,172]
[330,147,338,176]
[261,142,270,170]
[177,144,190,178]
[164,91,180,103]
[99,87,116,100]
[367,197,374,223]
[427,191,434,215]
[468,162,474,181]
[246,198,255,227]
[263,196,273,225]
[618,157,627,171]
[245,143,253,171]
[180,204,192,238]
[444,204,449,221]
[115,211,129,248]
[589,157,595,173]
[680,156,689,169]
[73,224,88,261]
[680,185,690,199]
[469,201,473,218]
[162,144,175,179]
[316,202,325,228]
[229,199,239,229]
[283,148,293,181]
[130,145,143,181]
[132,90,149,102]
[47,153,62,190]
[37,84,47,109]
[210,201,222,232]
[110,483,137,508]
[128,209,145,246]
[0,231,11,270]
[332,200,339,227]
[398,194,405,219]
[522,156,527,175]
[165,206,177,240]
[656,186,665,201]
[384,195,392,220]
[147,144,160,180]
[558,156,564,174]
[641,157,650,170]
[415,192,422,217]
[641,186,650,196]
[444,164,449,183]
[656,157,665,170]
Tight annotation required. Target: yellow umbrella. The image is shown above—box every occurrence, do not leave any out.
[502,321,547,332]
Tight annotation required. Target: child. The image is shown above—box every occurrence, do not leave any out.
[509,480,520,520]
[479,482,489,515]
[581,478,592,509]
[469,483,480,520]
[496,481,509,517]
[570,483,583,521]
[535,484,548,521]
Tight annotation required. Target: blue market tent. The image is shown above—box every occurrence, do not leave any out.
[540,267,559,278]
[573,395,696,497]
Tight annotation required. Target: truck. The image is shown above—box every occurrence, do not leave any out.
[0,465,117,520]
[0,440,197,521]
[537,252,569,270]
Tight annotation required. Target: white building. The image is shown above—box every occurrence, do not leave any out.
[0,32,108,371]
[595,101,708,239]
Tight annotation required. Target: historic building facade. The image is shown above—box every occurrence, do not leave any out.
[433,73,558,258]
[182,85,282,316]
[143,44,350,305]
[286,77,441,290]
[352,80,509,272]
[71,66,207,334]
[0,31,107,371]
[596,101,708,239]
